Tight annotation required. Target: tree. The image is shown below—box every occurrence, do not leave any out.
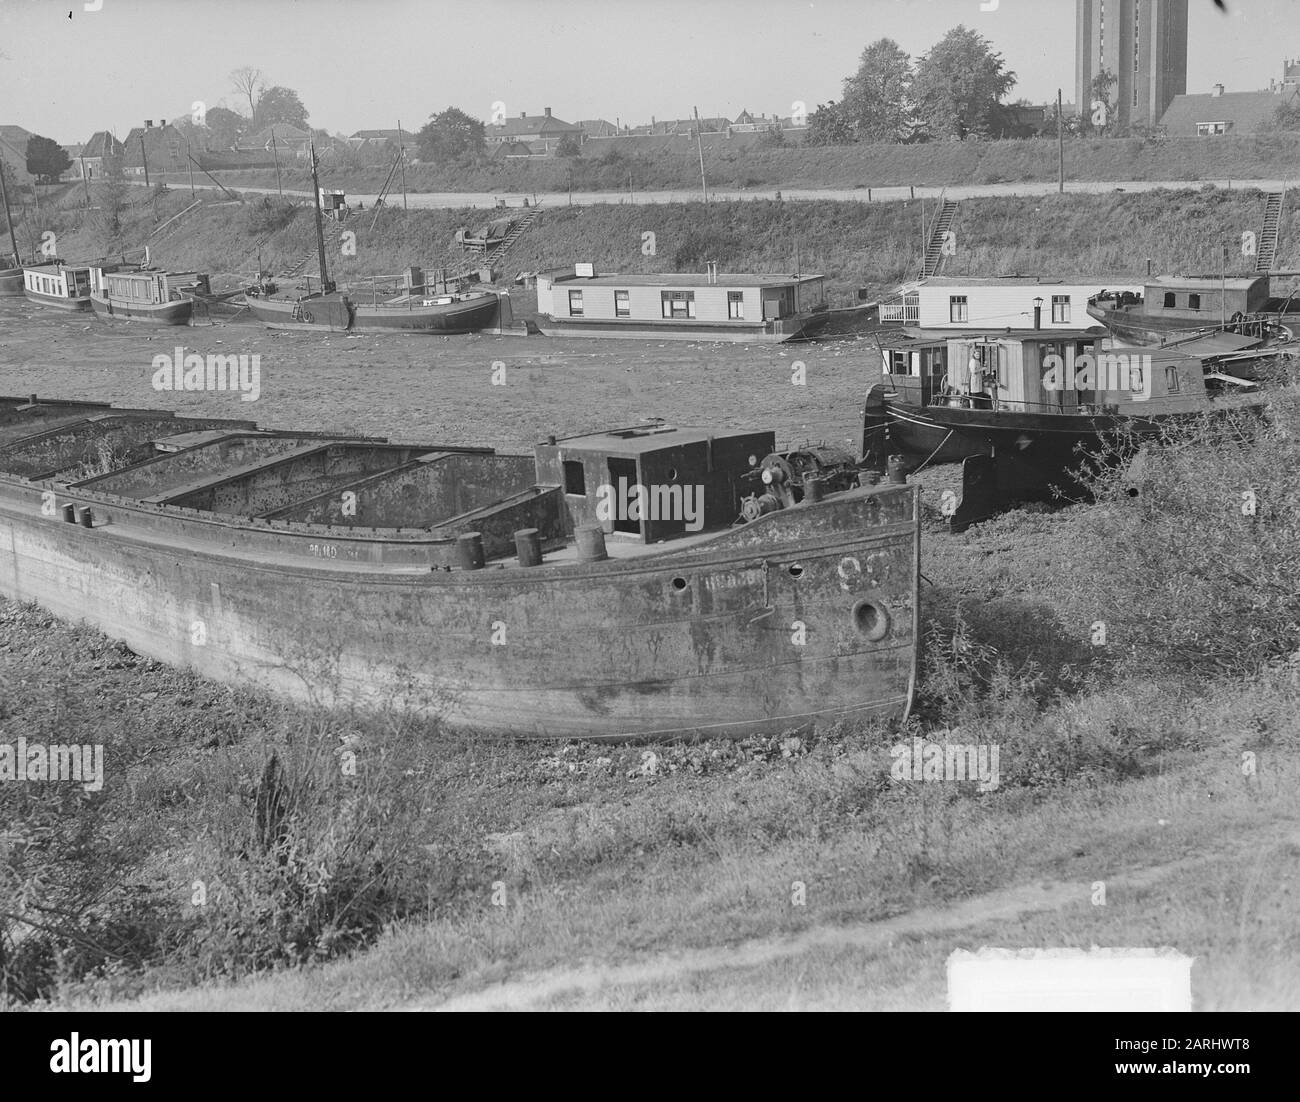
[204,106,248,151]
[25,135,71,184]
[1269,97,1300,131]
[805,101,855,146]
[911,26,1016,140]
[841,38,914,142]
[556,134,582,157]
[1086,68,1118,135]
[93,153,128,245]
[416,107,486,162]
[253,86,310,130]
[230,66,264,118]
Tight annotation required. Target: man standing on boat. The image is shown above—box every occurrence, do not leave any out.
[967,351,988,406]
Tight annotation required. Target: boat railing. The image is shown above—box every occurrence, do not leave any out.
[881,303,920,324]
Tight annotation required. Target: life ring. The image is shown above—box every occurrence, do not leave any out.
[301,308,314,324]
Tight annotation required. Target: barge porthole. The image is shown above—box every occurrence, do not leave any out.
[671,576,688,591]
[787,563,804,579]
[851,598,890,641]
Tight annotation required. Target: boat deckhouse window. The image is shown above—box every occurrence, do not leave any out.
[1188,293,1201,310]
[661,291,696,319]
[1051,295,1070,323]
[1196,122,1228,136]
[1166,366,1181,392]
[563,460,586,496]
[568,289,584,316]
[614,290,630,317]
[728,291,744,319]
[1163,291,1176,307]
[949,295,968,323]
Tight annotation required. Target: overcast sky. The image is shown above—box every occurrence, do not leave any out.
[2,0,1297,141]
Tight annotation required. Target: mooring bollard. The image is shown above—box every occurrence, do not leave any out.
[78,507,93,528]
[575,524,608,562]
[803,475,824,503]
[886,454,908,484]
[456,532,485,570]
[514,527,542,567]
[61,502,76,523]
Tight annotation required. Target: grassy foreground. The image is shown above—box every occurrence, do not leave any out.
[2,392,1298,1010]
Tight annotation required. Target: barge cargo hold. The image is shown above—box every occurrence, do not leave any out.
[0,398,919,740]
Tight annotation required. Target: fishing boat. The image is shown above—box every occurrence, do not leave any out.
[90,266,209,325]
[864,328,1272,530]
[242,142,502,335]
[0,397,919,739]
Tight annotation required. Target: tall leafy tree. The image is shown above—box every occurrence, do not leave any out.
[804,101,855,146]
[252,87,310,130]
[416,107,486,161]
[841,38,914,142]
[1087,68,1118,135]
[204,106,248,151]
[25,135,71,183]
[911,26,1016,140]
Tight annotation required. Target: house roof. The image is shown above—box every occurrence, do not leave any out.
[487,113,582,138]
[920,275,1139,288]
[577,119,617,137]
[549,271,824,288]
[1158,88,1299,135]
[238,124,311,149]
[81,131,123,158]
[1147,275,1267,290]
[350,129,403,141]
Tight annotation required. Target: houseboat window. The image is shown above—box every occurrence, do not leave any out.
[1196,122,1227,136]
[568,290,584,316]
[996,347,1009,389]
[1163,292,1176,308]
[949,295,968,323]
[563,460,586,496]
[661,291,696,319]
[1188,293,1201,310]
[1165,366,1181,392]
[614,290,630,317]
[727,291,744,319]
[1051,295,1070,323]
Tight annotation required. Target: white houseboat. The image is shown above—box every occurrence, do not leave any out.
[533,264,831,342]
[23,262,98,311]
[90,267,209,325]
[881,275,1142,332]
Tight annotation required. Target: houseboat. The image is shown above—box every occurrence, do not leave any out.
[1087,274,1296,346]
[1,257,54,297]
[22,261,97,310]
[532,264,831,343]
[0,398,919,740]
[864,328,1268,530]
[881,275,1142,331]
[90,266,209,325]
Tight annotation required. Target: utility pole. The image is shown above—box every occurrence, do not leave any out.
[693,105,708,204]
[140,131,150,189]
[397,120,408,210]
[271,127,283,199]
[1057,89,1064,194]
[80,153,90,206]
[186,137,195,199]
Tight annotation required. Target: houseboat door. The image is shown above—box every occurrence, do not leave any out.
[71,269,90,298]
[606,456,640,536]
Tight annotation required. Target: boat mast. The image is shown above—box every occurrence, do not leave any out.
[0,161,19,266]
[308,141,333,292]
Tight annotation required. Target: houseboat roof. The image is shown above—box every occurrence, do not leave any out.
[917,275,1139,288]
[550,272,823,288]
[553,424,749,456]
[902,325,1108,341]
[1147,275,1267,290]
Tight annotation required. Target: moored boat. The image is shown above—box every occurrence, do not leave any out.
[1087,274,1297,347]
[22,261,98,310]
[0,398,919,739]
[90,267,208,325]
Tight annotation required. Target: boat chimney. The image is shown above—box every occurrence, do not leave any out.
[886,455,909,484]
[575,525,608,562]
[514,528,543,567]
[544,107,552,118]
[1212,83,1225,97]
[145,120,153,128]
[456,532,485,570]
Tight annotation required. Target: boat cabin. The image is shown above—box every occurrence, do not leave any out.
[880,276,1140,330]
[24,263,94,303]
[535,424,775,543]
[96,267,209,304]
[534,265,828,341]
[1123,275,1272,324]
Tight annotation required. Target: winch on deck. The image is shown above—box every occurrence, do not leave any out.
[738,445,864,522]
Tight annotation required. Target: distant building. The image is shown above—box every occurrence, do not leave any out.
[121,120,205,177]
[485,108,583,153]
[238,123,312,159]
[577,119,618,139]
[75,131,125,179]
[1075,0,1188,130]
[1159,82,1300,136]
[881,275,1140,331]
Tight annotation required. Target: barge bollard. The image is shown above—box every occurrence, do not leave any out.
[61,503,76,523]
[514,527,542,567]
[886,454,908,484]
[456,532,485,570]
[575,524,608,562]
[78,507,93,528]
[802,475,824,503]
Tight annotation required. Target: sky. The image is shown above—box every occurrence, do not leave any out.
[2,0,1298,141]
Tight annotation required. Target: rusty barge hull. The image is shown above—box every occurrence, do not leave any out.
[0,398,919,740]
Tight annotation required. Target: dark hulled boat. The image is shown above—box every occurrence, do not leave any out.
[0,397,919,739]
[90,266,208,325]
